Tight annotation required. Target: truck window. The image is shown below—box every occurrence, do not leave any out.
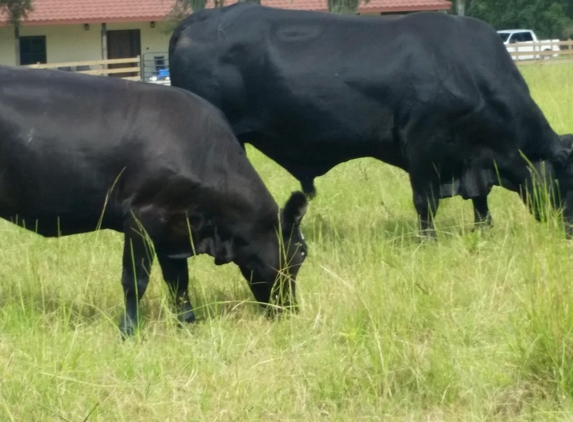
[499,33,510,42]
[521,32,533,42]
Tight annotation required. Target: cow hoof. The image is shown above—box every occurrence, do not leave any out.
[473,219,493,231]
[418,229,437,240]
[178,310,196,325]
[119,315,138,339]
[264,301,299,319]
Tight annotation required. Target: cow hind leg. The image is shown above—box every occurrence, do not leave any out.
[157,252,196,326]
[119,225,154,338]
[472,196,493,227]
[300,177,316,199]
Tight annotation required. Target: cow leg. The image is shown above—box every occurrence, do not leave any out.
[300,177,316,199]
[157,253,196,325]
[119,228,154,338]
[472,196,492,227]
[411,179,440,237]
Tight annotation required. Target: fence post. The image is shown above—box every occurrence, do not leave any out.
[138,55,142,81]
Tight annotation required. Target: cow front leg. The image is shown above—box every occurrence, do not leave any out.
[562,190,573,238]
[157,253,196,325]
[472,196,492,227]
[119,229,154,338]
[411,180,440,238]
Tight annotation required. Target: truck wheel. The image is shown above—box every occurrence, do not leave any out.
[542,49,551,60]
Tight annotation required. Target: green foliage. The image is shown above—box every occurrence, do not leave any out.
[238,0,261,5]
[0,0,33,26]
[167,0,201,20]
[328,0,361,14]
[164,0,210,34]
[468,0,572,39]
[167,0,260,26]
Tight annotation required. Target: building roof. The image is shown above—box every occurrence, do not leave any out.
[0,0,451,26]
[0,0,173,26]
[205,0,451,13]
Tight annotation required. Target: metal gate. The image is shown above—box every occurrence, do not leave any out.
[141,52,170,85]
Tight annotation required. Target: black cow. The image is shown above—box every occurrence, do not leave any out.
[169,3,573,235]
[0,65,308,337]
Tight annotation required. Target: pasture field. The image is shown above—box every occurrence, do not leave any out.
[1,64,573,421]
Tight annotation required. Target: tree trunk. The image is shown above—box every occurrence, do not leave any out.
[101,23,107,60]
[456,0,465,16]
[189,0,207,12]
[14,25,20,66]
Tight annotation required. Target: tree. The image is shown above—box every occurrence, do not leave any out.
[0,0,32,24]
[468,0,571,39]
[166,0,261,32]
[451,0,477,16]
[168,0,260,21]
[328,0,360,14]
[0,0,34,65]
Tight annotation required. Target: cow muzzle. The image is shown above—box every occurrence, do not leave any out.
[267,280,298,317]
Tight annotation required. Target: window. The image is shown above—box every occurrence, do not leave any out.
[20,36,47,65]
[520,32,533,42]
[510,32,534,43]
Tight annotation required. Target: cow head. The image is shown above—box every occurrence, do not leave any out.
[523,134,573,235]
[234,192,308,313]
[552,134,573,235]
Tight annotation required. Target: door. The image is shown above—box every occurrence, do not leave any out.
[19,36,47,65]
[510,32,534,60]
[107,29,141,78]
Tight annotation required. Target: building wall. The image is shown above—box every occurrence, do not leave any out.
[0,26,15,65]
[0,21,172,67]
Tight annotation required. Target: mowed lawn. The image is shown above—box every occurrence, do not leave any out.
[1,63,573,421]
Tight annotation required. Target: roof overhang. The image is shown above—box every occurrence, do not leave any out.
[0,16,167,27]
[0,0,452,27]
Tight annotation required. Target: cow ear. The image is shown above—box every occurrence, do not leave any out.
[281,191,308,229]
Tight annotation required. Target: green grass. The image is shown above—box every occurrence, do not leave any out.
[1,64,573,421]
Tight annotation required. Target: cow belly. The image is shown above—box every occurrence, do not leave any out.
[439,167,498,199]
[0,209,123,237]
[0,176,19,217]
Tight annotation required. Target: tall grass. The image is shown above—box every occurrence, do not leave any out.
[0,64,572,421]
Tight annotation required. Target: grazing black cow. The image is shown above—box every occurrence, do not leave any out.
[169,3,573,235]
[0,65,308,337]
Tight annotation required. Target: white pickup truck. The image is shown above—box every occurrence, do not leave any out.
[497,29,560,60]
